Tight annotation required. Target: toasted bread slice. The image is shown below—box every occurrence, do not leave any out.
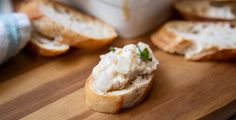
[174,0,236,21]
[85,75,153,113]
[19,0,117,49]
[29,33,69,57]
[151,21,236,61]
[85,42,158,113]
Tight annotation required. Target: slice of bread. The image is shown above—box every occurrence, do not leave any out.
[85,75,153,113]
[19,0,118,49]
[174,0,236,21]
[28,33,69,57]
[151,21,236,61]
[85,42,158,113]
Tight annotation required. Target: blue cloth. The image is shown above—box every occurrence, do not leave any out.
[0,1,31,64]
[1,14,20,61]
[0,0,13,13]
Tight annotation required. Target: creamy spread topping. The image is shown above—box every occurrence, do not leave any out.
[92,42,159,93]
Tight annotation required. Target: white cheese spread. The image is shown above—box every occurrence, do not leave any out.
[92,42,159,93]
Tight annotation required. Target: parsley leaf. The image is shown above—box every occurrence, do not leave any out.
[136,45,152,61]
[109,47,116,52]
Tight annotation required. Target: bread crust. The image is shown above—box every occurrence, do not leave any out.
[28,33,70,57]
[27,41,69,57]
[85,76,123,113]
[151,25,192,55]
[174,0,236,21]
[187,47,236,61]
[85,75,153,113]
[177,8,236,22]
[151,21,236,61]
[19,0,117,49]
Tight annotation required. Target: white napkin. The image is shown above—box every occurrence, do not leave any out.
[0,0,31,64]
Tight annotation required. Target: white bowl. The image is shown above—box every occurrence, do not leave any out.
[58,0,173,38]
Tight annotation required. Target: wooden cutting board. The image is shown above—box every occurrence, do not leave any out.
[0,35,236,120]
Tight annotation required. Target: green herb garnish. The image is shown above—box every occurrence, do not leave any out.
[109,47,116,52]
[136,45,152,61]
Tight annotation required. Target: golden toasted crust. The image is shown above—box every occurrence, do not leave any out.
[176,8,236,22]
[85,76,123,113]
[151,23,192,55]
[27,33,70,57]
[18,0,118,49]
[151,21,236,61]
[85,75,153,113]
[174,0,236,21]
[27,41,68,57]
[17,0,43,20]
[188,47,236,61]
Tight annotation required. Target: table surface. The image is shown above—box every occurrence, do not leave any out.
[0,34,236,120]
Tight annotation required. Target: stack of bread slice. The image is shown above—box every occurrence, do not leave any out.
[151,0,236,61]
[18,0,117,56]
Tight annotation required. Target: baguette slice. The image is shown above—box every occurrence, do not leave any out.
[85,42,158,113]
[29,33,69,56]
[151,21,236,61]
[174,0,236,21]
[19,0,117,49]
[85,75,153,113]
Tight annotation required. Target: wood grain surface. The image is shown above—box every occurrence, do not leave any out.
[0,35,236,120]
